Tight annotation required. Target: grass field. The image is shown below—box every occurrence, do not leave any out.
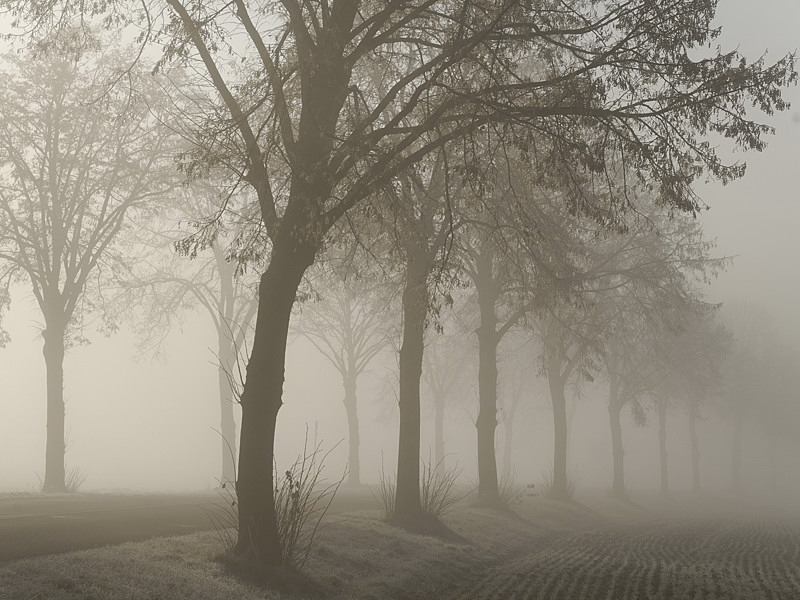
[1,493,798,599]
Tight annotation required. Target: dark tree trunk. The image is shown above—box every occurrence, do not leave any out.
[547,362,570,500]
[657,401,669,497]
[475,325,500,506]
[234,240,316,565]
[730,408,743,491]
[433,395,445,468]
[395,248,430,517]
[474,254,500,506]
[218,335,237,485]
[688,407,701,494]
[42,314,67,493]
[608,376,626,500]
[502,416,514,480]
[343,373,360,486]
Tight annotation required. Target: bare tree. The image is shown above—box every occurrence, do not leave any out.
[0,36,177,492]
[295,275,389,486]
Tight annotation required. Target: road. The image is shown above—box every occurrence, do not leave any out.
[0,487,378,563]
[0,493,224,563]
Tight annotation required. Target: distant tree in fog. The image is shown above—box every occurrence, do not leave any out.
[422,320,475,469]
[599,215,724,500]
[651,313,730,495]
[129,187,259,485]
[295,274,390,486]
[0,35,177,492]
[719,305,799,493]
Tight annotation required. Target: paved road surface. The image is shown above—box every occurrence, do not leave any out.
[0,487,377,563]
[0,493,223,563]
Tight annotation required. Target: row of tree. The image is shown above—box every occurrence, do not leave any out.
[0,0,796,569]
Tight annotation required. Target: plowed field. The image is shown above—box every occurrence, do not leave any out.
[445,517,800,600]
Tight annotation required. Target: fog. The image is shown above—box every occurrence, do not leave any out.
[0,1,799,598]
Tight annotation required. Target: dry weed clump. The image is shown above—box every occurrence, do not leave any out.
[539,466,581,500]
[373,457,471,520]
[204,433,343,570]
[420,458,470,518]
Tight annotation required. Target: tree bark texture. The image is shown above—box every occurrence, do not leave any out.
[657,401,669,496]
[235,241,316,564]
[608,375,626,500]
[394,248,431,516]
[433,395,445,468]
[474,254,500,506]
[547,364,570,500]
[42,314,67,493]
[730,409,743,491]
[343,373,360,486]
[688,407,701,494]
[218,335,237,485]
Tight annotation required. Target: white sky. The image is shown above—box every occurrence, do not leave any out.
[700,0,800,337]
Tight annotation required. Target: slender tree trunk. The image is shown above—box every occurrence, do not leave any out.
[608,376,626,500]
[42,314,67,493]
[395,248,430,517]
[657,401,669,497]
[730,407,743,491]
[688,406,701,494]
[433,395,445,468]
[565,394,579,464]
[502,416,514,481]
[343,373,360,486]
[475,325,500,506]
[474,254,500,507]
[218,335,237,485]
[215,243,238,485]
[235,240,316,564]
[547,363,570,500]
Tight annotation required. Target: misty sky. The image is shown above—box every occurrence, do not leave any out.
[0,0,798,493]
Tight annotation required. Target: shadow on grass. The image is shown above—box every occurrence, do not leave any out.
[217,552,328,599]
[386,513,469,544]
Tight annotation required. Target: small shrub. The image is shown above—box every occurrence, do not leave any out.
[65,466,86,492]
[203,480,239,553]
[371,459,396,517]
[274,435,344,569]
[420,458,470,519]
[539,466,581,500]
[204,432,343,570]
[498,473,536,510]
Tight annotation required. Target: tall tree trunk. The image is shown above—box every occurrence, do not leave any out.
[42,313,67,493]
[688,406,701,494]
[343,373,360,486]
[235,241,316,564]
[502,416,514,481]
[216,243,238,485]
[730,407,743,491]
[218,338,237,485]
[395,248,430,517]
[433,394,445,468]
[475,324,500,506]
[547,362,570,500]
[608,376,626,500]
[657,400,669,497]
[475,255,500,507]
